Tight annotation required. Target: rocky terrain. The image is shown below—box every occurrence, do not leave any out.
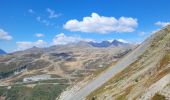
[0,40,133,100]
[86,25,170,100]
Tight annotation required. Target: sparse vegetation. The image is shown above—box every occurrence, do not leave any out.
[115,85,134,100]
[0,86,7,96]
[6,85,32,100]
[151,93,166,100]
[159,52,170,68]
[135,78,138,82]
[31,84,68,100]
[91,96,97,100]
[0,84,68,100]
[39,79,69,83]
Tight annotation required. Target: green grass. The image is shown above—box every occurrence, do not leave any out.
[0,84,68,100]
[31,84,68,100]
[6,85,32,100]
[39,79,69,83]
[0,86,7,96]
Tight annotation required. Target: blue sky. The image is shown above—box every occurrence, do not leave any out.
[0,0,170,52]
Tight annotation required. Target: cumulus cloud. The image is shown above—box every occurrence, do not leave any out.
[35,33,44,37]
[0,29,12,41]
[52,33,93,45]
[46,8,61,19]
[64,13,138,34]
[16,40,47,50]
[155,21,170,27]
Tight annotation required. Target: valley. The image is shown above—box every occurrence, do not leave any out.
[0,41,133,100]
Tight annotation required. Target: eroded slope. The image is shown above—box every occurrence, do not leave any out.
[87,25,170,100]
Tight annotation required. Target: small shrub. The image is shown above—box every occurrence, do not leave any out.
[91,96,97,100]
[135,78,138,82]
[151,93,166,100]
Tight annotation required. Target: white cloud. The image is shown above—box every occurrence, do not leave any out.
[155,21,170,27]
[35,33,44,37]
[0,29,12,41]
[46,8,61,19]
[16,40,47,51]
[117,39,129,43]
[64,13,138,34]
[52,33,93,45]
[28,9,35,14]
[28,8,58,27]
[36,16,53,26]
[108,39,129,43]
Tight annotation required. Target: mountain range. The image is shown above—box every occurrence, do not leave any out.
[0,49,6,55]
[88,39,129,48]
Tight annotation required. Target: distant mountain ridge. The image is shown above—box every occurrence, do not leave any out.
[0,49,6,55]
[88,39,129,47]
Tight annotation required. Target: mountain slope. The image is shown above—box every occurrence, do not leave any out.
[58,26,152,100]
[86,25,170,100]
[0,49,6,55]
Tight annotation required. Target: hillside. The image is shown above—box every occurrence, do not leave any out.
[0,41,133,100]
[86,25,170,100]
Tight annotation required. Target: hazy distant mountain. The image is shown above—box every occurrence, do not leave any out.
[0,39,134,78]
[0,49,6,55]
[88,39,129,47]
